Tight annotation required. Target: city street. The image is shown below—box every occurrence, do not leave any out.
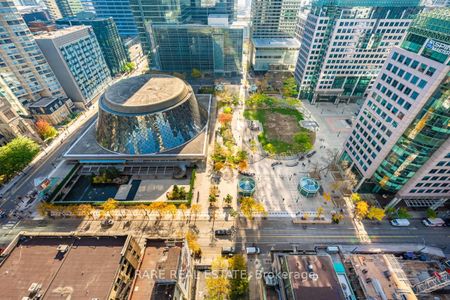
[235,218,450,254]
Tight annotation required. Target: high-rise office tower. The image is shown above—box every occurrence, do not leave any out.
[250,0,302,72]
[84,0,138,37]
[56,12,129,76]
[41,0,63,20]
[55,0,83,17]
[129,0,243,76]
[0,0,66,110]
[34,26,111,107]
[341,8,450,208]
[295,0,423,104]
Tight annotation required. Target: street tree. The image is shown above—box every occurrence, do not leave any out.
[35,119,57,140]
[0,137,40,180]
[426,208,437,219]
[76,204,94,219]
[149,201,167,222]
[223,194,233,207]
[101,198,118,218]
[179,204,188,222]
[355,201,369,219]
[136,204,150,218]
[218,113,233,124]
[190,204,201,224]
[206,257,229,300]
[316,206,324,219]
[166,203,177,221]
[332,212,344,224]
[397,207,412,219]
[239,197,267,220]
[351,193,363,202]
[186,230,201,258]
[191,68,202,78]
[367,207,385,221]
[228,254,249,299]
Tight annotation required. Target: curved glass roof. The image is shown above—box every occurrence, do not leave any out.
[298,177,320,193]
[238,177,256,193]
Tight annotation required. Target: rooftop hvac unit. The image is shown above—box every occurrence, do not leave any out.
[56,244,69,253]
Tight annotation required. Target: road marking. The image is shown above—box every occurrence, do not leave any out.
[236,235,420,239]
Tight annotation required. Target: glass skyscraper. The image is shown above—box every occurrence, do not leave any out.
[151,24,243,76]
[341,8,450,208]
[87,0,138,37]
[56,13,130,76]
[129,0,241,76]
[295,0,423,104]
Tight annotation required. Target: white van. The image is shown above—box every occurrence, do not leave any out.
[390,219,410,227]
[422,218,445,227]
[246,247,260,254]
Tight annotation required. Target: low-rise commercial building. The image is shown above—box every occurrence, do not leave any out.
[34,26,111,108]
[251,38,300,72]
[0,233,142,299]
[28,97,74,125]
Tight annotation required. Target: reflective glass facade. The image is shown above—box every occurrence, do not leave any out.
[151,24,243,76]
[89,0,138,37]
[373,75,450,192]
[96,77,208,154]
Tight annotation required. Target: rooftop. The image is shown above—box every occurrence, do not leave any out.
[102,75,188,114]
[28,97,67,109]
[0,234,129,299]
[129,240,183,300]
[284,255,345,300]
[312,0,421,7]
[252,37,300,48]
[348,254,416,300]
[34,25,89,39]
[64,95,211,160]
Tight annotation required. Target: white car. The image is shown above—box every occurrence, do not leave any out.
[390,219,410,227]
[422,218,445,227]
[246,247,260,254]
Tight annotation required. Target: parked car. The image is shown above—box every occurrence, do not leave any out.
[390,219,410,227]
[0,210,6,219]
[215,229,232,236]
[298,155,305,161]
[306,150,316,158]
[221,246,235,256]
[422,218,445,227]
[246,246,260,254]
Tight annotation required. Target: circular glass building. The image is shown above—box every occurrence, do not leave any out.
[238,177,256,196]
[96,74,208,154]
[298,177,320,197]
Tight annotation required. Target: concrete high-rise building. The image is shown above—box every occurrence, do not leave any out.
[0,0,66,110]
[341,8,450,208]
[295,0,423,104]
[35,26,111,107]
[250,0,302,72]
[41,0,63,20]
[85,0,138,37]
[55,0,83,17]
[129,0,242,76]
[56,12,129,76]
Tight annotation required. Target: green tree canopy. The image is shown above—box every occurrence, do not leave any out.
[0,137,40,180]
[228,254,249,299]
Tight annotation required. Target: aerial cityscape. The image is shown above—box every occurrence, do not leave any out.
[0,0,449,299]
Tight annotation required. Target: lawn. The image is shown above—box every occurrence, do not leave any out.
[244,107,314,154]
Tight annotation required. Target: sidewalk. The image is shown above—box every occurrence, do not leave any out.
[339,244,446,258]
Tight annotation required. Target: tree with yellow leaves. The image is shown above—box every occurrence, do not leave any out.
[166,203,177,221]
[351,193,362,202]
[149,201,167,222]
[206,257,230,300]
[355,201,369,219]
[76,204,93,219]
[179,204,188,222]
[316,206,324,219]
[37,202,55,217]
[101,198,118,218]
[239,197,267,220]
[190,204,201,224]
[367,207,385,221]
[186,230,201,258]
